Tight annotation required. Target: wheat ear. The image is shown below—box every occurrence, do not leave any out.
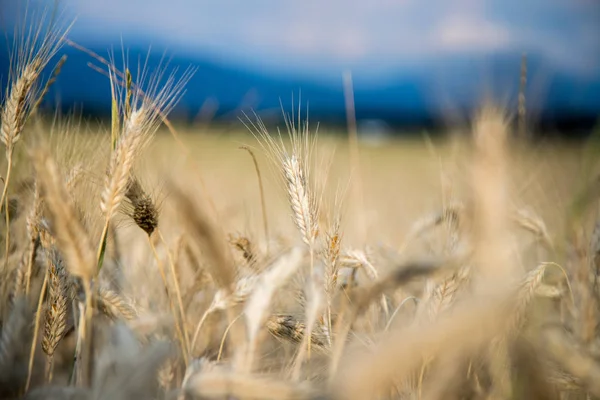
[41,250,69,382]
[32,148,95,386]
[122,175,186,353]
[0,13,72,275]
[239,246,305,373]
[95,285,137,321]
[122,175,187,353]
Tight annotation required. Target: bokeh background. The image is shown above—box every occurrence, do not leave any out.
[1,0,599,136]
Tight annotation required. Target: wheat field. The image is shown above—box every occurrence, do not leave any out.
[2,7,600,400]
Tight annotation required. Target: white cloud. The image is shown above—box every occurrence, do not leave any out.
[433,15,512,52]
[242,18,370,61]
[60,0,599,78]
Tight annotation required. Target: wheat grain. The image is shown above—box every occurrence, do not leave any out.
[41,249,69,382]
[283,154,319,248]
[96,285,138,321]
[41,250,69,357]
[123,176,158,236]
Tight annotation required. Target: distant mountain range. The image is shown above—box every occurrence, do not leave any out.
[1,39,599,133]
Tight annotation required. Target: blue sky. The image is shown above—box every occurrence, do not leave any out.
[1,0,598,119]
[37,0,599,81]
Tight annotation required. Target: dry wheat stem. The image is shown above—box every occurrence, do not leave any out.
[190,274,260,355]
[1,16,72,269]
[97,59,190,269]
[77,279,93,387]
[218,312,244,362]
[342,71,367,247]
[240,246,305,373]
[471,105,514,287]
[3,194,11,273]
[32,149,96,388]
[240,146,270,253]
[158,230,190,354]
[190,308,213,357]
[148,235,188,363]
[25,183,43,296]
[171,183,235,289]
[25,261,50,392]
[328,260,445,383]
[332,287,512,400]
[290,269,325,381]
[32,149,95,281]
[69,301,84,386]
[31,55,68,116]
[242,110,322,370]
[65,39,220,236]
[385,296,419,332]
[322,200,343,348]
[67,39,222,230]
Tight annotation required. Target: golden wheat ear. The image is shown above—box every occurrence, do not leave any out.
[241,107,321,250]
[41,248,69,382]
[1,8,72,155]
[97,58,193,274]
[0,8,73,293]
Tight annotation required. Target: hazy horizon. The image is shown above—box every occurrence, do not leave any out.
[1,0,599,131]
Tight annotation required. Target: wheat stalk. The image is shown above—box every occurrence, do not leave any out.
[291,263,326,381]
[0,12,72,277]
[24,180,43,295]
[32,149,95,282]
[41,249,69,382]
[242,107,321,259]
[239,246,305,373]
[190,273,260,355]
[322,213,342,347]
[239,146,270,252]
[97,60,191,274]
[32,148,95,386]
[25,257,49,391]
